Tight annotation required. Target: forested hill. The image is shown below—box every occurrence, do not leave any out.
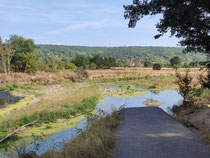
[36,45,206,63]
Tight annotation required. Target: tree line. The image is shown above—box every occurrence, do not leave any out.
[0,35,205,74]
[36,45,206,64]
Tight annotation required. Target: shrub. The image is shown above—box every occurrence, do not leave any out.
[89,63,97,70]
[65,62,77,72]
[153,63,162,70]
[144,60,153,67]
[170,56,182,69]
[176,70,195,105]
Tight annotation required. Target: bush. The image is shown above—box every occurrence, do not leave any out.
[89,63,97,70]
[153,63,162,70]
[170,56,182,69]
[144,60,153,67]
[65,62,77,72]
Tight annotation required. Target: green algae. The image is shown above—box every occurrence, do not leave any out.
[0,97,30,116]
[107,91,146,98]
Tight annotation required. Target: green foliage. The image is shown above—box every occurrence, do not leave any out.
[8,35,35,54]
[23,52,38,73]
[36,45,206,64]
[170,56,182,69]
[65,62,77,71]
[7,35,38,73]
[176,70,195,103]
[90,55,117,69]
[117,59,131,67]
[144,60,153,67]
[0,83,19,92]
[72,55,89,69]
[189,61,200,68]
[124,0,210,54]
[61,58,77,71]
[89,62,97,70]
[153,63,162,70]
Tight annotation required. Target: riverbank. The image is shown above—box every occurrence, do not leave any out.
[39,111,121,158]
[171,88,210,142]
[0,82,100,149]
[0,80,142,150]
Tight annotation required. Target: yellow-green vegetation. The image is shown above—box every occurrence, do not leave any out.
[0,97,30,115]
[112,76,177,90]
[19,115,85,138]
[98,98,108,103]
[107,90,146,97]
[39,111,121,158]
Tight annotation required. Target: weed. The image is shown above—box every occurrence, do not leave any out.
[39,111,121,158]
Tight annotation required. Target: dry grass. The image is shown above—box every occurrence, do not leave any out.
[0,68,203,86]
[87,67,202,79]
[0,70,77,86]
[39,111,121,158]
[171,88,210,142]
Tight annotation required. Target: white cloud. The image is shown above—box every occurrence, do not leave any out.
[48,19,124,35]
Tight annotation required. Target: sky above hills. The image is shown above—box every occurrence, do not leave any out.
[0,0,179,47]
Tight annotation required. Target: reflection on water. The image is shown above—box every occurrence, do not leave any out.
[5,85,183,157]
[0,92,20,108]
[96,87,182,113]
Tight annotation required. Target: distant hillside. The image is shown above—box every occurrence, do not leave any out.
[36,45,206,63]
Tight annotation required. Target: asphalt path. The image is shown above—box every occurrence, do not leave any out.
[113,107,210,158]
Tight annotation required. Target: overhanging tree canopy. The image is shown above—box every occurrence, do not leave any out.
[124,0,210,55]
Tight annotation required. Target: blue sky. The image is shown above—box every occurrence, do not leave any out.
[0,0,179,46]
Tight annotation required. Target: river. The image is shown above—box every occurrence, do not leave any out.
[1,85,183,157]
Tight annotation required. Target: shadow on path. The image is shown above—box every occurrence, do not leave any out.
[113,107,210,158]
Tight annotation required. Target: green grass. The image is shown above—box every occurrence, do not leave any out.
[0,83,19,92]
[92,76,145,83]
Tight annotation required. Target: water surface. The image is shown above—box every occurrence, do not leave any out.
[4,86,183,157]
[0,92,21,108]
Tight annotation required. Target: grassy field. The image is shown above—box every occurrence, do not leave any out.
[0,70,77,86]
[87,67,202,79]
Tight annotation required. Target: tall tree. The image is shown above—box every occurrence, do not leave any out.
[170,56,182,69]
[72,55,89,69]
[7,35,37,72]
[124,0,210,54]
